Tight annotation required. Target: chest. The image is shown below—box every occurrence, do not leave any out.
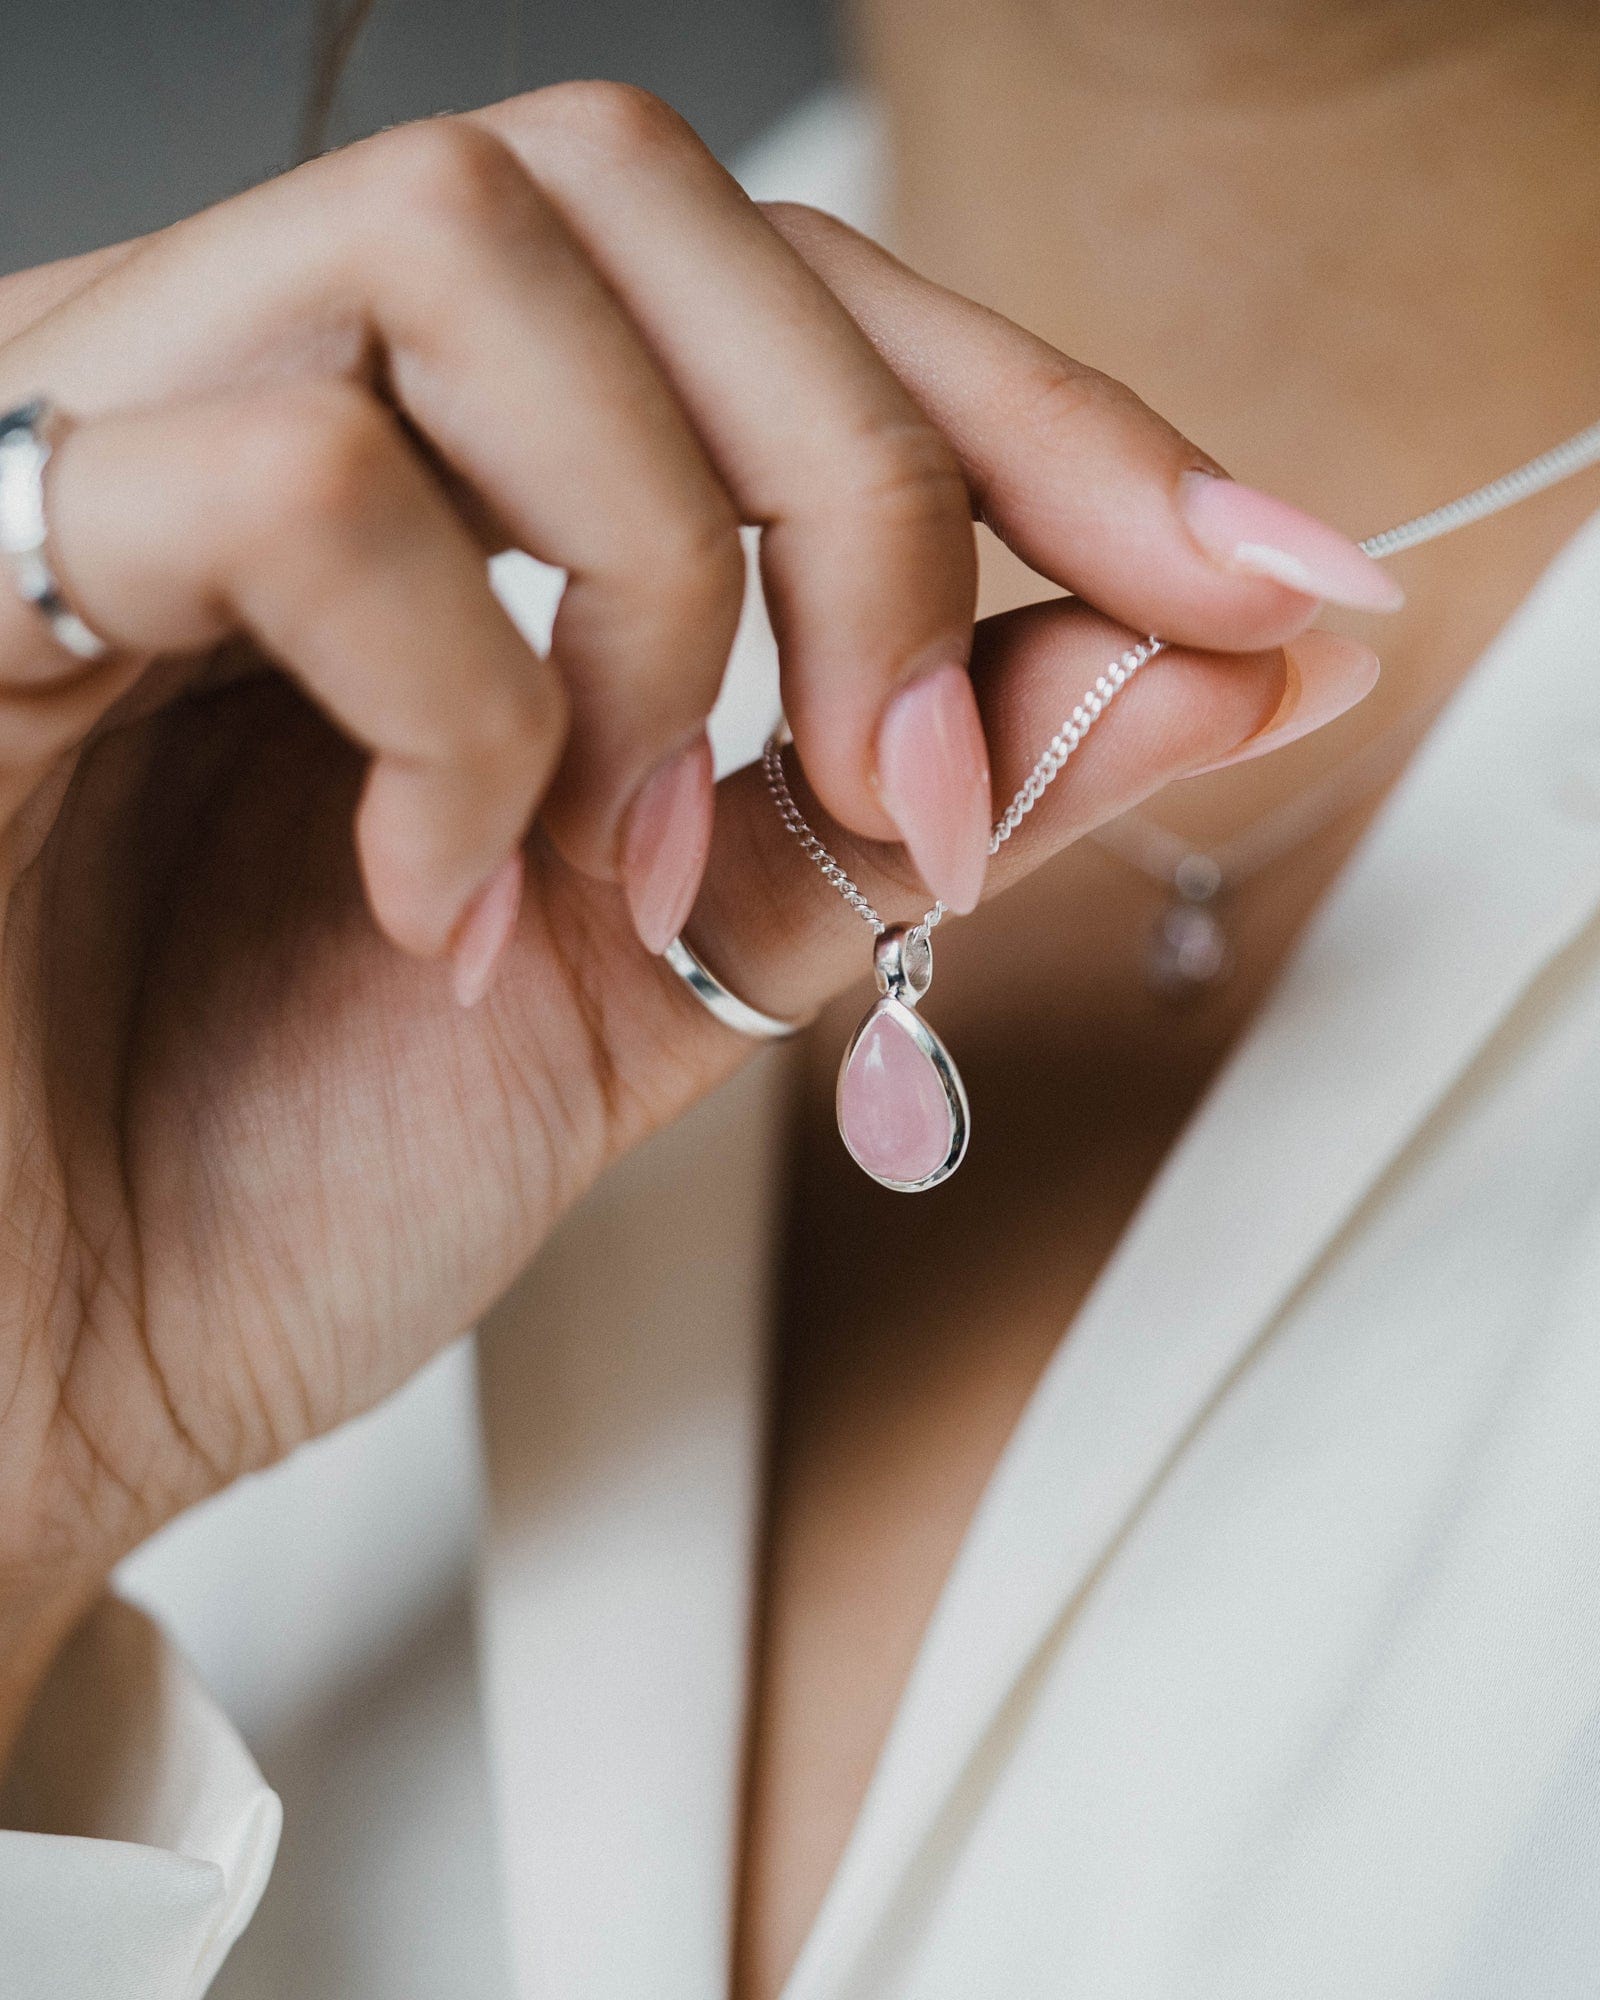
[746,921,1600,1998]
[735,815,1372,1983]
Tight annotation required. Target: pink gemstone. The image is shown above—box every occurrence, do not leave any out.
[838,1005,956,1186]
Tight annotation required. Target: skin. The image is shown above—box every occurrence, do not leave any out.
[736,3,1600,1995]
[0,78,1366,1771]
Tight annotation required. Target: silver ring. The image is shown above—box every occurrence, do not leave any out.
[0,398,110,663]
[663,935,808,1042]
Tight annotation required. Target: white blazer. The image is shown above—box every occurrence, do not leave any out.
[8,91,1600,2000]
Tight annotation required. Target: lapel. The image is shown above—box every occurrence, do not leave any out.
[783,511,1600,2000]
[474,1052,789,2000]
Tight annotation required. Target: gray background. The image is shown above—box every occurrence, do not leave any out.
[0,0,837,271]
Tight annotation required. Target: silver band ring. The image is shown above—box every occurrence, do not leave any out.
[663,935,808,1042]
[0,399,110,664]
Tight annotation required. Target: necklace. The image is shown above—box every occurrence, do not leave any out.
[768,418,1600,1192]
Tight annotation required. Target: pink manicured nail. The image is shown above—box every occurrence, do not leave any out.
[1178,470,1404,613]
[450,849,524,1008]
[622,734,715,955]
[1190,631,1381,776]
[876,663,992,915]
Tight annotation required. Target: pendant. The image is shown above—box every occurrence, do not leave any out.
[1146,898,1235,1002]
[837,923,969,1192]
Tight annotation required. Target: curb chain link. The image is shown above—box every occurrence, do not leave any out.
[762,636,1164,937]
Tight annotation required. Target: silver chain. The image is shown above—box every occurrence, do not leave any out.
[767,420,1600,934]
[1355,420,1600,560]
[762,633,1163,937]
[763,734,890,930]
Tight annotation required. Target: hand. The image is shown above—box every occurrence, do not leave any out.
[0,86,1386,1733]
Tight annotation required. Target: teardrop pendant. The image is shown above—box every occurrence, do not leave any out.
[836,923,969,1192]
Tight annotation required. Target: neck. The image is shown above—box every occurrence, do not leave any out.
[859,1,1600,545]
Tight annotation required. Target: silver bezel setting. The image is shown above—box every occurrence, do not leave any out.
[836,994,970,1194]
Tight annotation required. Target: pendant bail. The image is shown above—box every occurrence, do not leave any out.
[1172,851,1224,904]
[874,922,933,1007]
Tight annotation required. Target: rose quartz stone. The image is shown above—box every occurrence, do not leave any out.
[839,1008,954,1185]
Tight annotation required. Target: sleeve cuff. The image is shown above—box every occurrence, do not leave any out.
[0,1595,281,1999]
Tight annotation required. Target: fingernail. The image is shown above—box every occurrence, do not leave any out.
[622,734,715,955]
[1190,631,1381,776]
[1178,470,1404,613]
[449,849,524,1009]
[876,661,992,915]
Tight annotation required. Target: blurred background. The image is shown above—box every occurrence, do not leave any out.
[0,0,836,269]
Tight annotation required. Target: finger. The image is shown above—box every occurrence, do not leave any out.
[468,86,987,906]
[0,240,141,346]
[664,611,1378,1037]
[0,120,746,920]
[761,203,1404,651]
[34,382,568,969]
